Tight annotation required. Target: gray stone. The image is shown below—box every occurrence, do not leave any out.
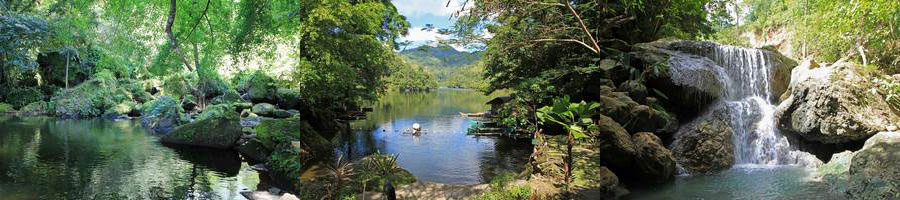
[670,105,735,174]
[775,62,900,144]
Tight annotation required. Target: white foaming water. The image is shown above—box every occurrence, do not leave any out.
[712,46,795,165]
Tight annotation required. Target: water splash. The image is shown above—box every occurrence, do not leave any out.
[711,46,802,165]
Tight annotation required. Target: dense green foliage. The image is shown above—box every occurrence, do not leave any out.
[476,172,531,200]
[711,0,900,73]
[454,0,714,94]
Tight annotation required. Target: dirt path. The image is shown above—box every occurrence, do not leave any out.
[359,182,491,200]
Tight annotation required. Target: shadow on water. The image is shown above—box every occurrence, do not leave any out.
[336,89,533,184]
[0,116,257,200]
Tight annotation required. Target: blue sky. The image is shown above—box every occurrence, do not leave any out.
[393,0,463,50]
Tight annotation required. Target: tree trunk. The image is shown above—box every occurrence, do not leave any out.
[166,0,194,71]
[65,53,69,89]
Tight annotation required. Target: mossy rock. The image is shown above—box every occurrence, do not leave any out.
[195,104,237,122]
[273,109,293,118]
[162,111,243,149]
[3,87,46,109]
[50,78,136,119]
[255,118,325,150]
[252,103,276,117]
[0,103,15,113]
[275,88,302,109]
[237,139,270,163]
[141,96,184,134]
[19,101,48,116]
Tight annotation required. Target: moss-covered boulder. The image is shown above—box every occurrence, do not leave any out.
[258,118,334,188]
[0,103,15,113]
[102,101,139,120]
[275,88,302,109]
[162,111,243,149]
[19,101,48,116]
[252,103,276,117]
[141,96,184,134]
[50,78,136,119]
[194,104,237,122]
[236,139,270,163]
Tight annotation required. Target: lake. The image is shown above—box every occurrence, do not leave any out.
[0,89,532,199]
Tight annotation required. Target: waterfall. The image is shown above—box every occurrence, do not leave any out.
[711,46,794,165]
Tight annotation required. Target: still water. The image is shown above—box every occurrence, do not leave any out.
[0,89,531,199]
[627,165,845,200]
[0,117,259,200]
[338,89,532,184]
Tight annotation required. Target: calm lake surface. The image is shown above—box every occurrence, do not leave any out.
[338,88,532,184]
[0,117,259,200]
[0,89,532,199]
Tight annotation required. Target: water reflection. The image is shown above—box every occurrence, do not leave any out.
[0,116,257,200]
[338,89,532,184]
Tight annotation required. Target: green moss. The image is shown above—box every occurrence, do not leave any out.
[19,101,47,115]
[0,103,15,113]
[477,173,532,200]
[255,118,321,149]
[195,104,236,122]
[161,111,243,149]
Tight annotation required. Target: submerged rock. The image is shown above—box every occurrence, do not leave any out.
[775,62,900,144]
[162,112,243,149]
[670,105,734,174]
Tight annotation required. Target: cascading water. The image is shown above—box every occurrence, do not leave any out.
[711,46,785,164]
[711,46,807,165]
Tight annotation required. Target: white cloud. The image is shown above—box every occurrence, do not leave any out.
[403,27,450,42]
[393,0,464,17]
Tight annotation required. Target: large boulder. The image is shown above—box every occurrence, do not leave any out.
[236,139,270,163]
[817,132,900,198]
[775,62,900,144]
[0,103,14,113]
[161,111,243,149]
[19,101,48,116]
[141,96,185,134]
[635,40,726,120]
[670,105,735,174]
[592,115,637,172]
[274,88,302,110]
[631,132,676,183]
[846,132,900,199]
[252,103,277,117]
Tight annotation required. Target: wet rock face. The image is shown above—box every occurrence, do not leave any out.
[670,106,735,174]
[775,62,900,144]
[161,112,243,149]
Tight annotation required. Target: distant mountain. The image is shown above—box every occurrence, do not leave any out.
[400,45,481,68]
